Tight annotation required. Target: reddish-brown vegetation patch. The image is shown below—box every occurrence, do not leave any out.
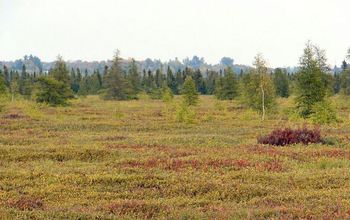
[3,113,25,119]
[248,145,305,161]
[96,135,127,142]
[255,159,285,172]
[107,200,166,218]
[7,197,44,211]
[258,127,322,146]
[119,158,256,171]
[307,149,350,159]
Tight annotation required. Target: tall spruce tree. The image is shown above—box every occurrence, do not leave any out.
[155,68,163,88]
[193,69,207,94]
[102,51,134,100]
[273,68,289,98]
[166,66,178,94]
[70,68,80,93]
[128,59,141,95]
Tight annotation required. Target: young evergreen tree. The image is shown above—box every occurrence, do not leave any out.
[215,67,239,100]
[193,69,207,94]
[273,68,289,98]
[50,56,71,87]
[102,51,134,100]
[295,42,329,117]
[78,73,90,96]
[155,68,163,88]
[166,66,178,94]
[45,56,74,100]
[128,59,141,95]
[141,69,147,89]
[175,69,184,91]
[333,72,341,94]
[340,68,350,95]
[145,70,155,92]
[18,64,33,98]
[36,76,72,106]
[70,68,80,93]
[10,72,19,101]
[181,76,199,106]
[3,65,10,88]
[0,69,7,94]
[206,70,219,95]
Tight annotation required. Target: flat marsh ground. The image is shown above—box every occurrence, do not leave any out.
[1,95,350,219]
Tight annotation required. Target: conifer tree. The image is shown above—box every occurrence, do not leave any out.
[155,68,163,88]
[37,56,74,104]
[70,68,80,93]
[36,76,72,106]
[273,68,289,98]
[10,71,19,101]
[102,51,134,100]
[78,73,89,96]
[206,70,218,95]
[340,68,350,95]
[89,70,102,94]
[215,67,238,100]
[181,76,199,106]
[0,69,7,94]
[3,65,10,88]
[175,69,184,91]
[19,64,32,98]
[166,66,178,94]
[128,59,141,95]
[50,56,71,87]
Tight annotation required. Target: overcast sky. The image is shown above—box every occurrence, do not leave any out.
[0,0,349,67]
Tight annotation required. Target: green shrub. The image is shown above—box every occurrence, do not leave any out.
[162,86,174,103]
[310,100,337,124]
[176,103,196,124]
[148,88,163,100]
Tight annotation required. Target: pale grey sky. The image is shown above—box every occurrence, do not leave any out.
[0,0,349,67]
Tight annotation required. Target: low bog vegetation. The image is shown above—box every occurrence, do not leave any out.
[0,95,349,219]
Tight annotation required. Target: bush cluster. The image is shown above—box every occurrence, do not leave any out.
[258,127,322,146]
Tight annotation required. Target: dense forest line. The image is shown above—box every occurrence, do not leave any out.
[0,42,350,123]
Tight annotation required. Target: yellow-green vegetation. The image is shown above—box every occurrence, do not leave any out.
[1,95,350,219]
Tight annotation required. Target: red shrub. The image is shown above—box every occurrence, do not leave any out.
[258,127,322,146]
